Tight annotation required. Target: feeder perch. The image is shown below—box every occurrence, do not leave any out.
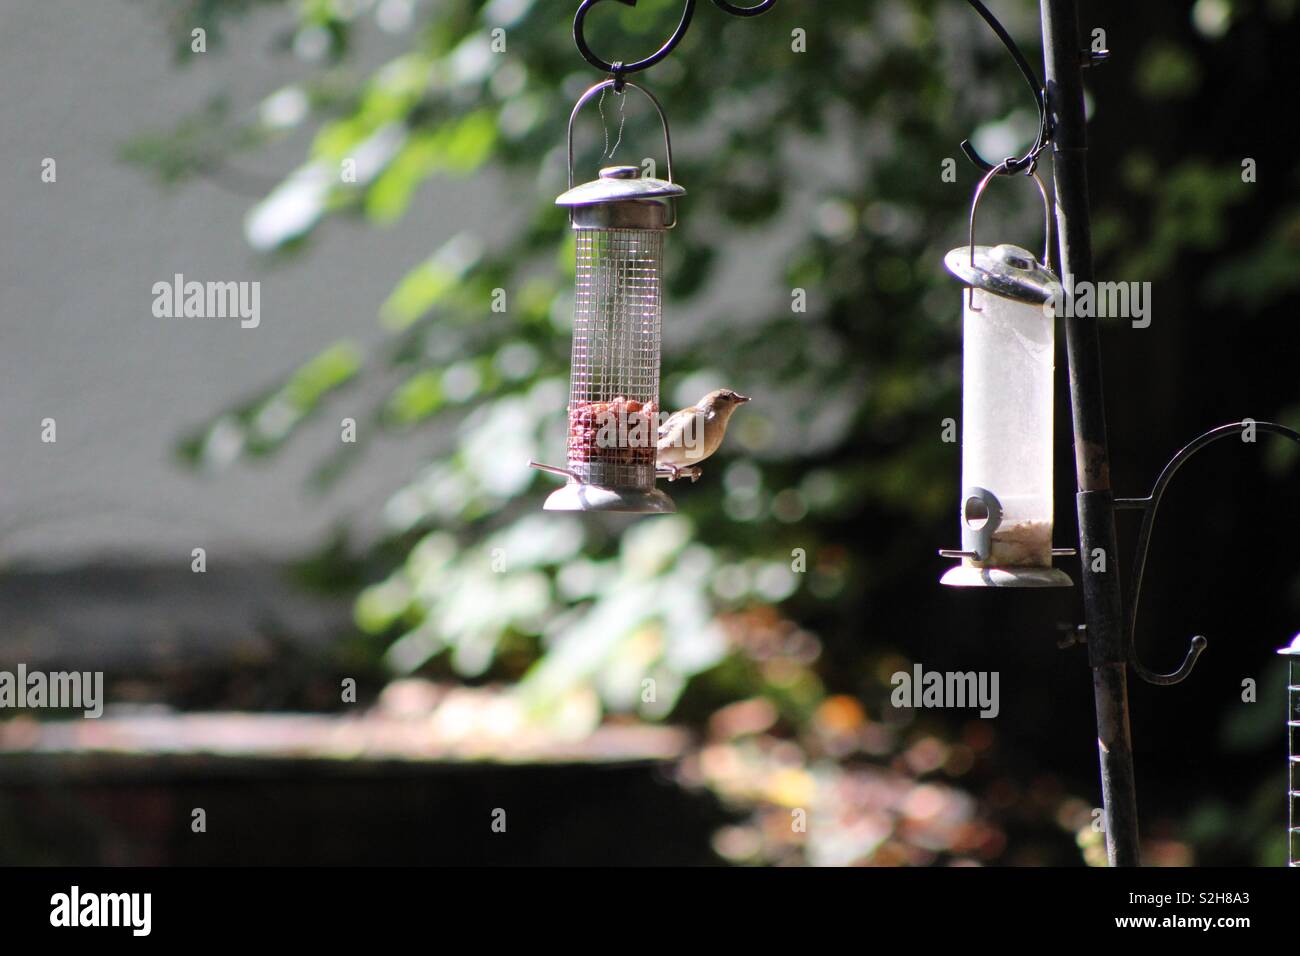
[530,79,682,513]
[939,169,1074,587]
[1281,634,1300,867]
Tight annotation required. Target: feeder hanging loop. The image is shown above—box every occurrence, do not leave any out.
[566,78,675,192]
[967,162,1053,272]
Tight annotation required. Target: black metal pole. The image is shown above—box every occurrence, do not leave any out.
[1039,0,1142,866]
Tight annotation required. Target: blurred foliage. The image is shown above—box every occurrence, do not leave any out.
[124,0,1300,865]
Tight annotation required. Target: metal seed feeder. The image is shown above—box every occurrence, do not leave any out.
[1281,634,1300,867]
[530,79,683,513]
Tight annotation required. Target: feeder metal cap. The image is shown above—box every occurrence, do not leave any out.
[1278,634,1300,656]
[556,165,685,207]
[945,243,1060,305]
[557,165,684,230]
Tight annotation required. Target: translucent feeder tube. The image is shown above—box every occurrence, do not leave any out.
[961,288,1055,567]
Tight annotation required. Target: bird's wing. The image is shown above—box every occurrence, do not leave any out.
[657,407,696,445]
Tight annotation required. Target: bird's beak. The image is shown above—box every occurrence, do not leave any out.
[734,393,752,403]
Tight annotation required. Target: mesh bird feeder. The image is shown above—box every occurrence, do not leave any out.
[530,79,682,513]
[1281,635,1300,866]
[939,169,1073,587]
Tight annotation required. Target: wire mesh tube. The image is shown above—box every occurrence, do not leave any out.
[567,228,663,489]
[1289,653,1299,867]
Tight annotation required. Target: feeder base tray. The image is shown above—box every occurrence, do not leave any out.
[940,564,1073,588]
[544,482,676,514]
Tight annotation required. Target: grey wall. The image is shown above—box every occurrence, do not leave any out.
[0,0,504,566]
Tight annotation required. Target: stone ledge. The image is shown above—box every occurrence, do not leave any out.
[0,709,689,783]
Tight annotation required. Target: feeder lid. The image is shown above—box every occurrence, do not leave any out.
[556,165,686,207]
[945,243,1060,305]
[1278,634,1300,655]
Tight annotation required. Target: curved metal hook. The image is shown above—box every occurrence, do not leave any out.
[1133,633,1208,687]
[573,0,698,77]
[573,0,775,77]
[712,0,777,15]
[1121,420,1300,685]
[959,0,1050,176]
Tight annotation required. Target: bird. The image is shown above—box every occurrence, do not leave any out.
[657,388,751,481]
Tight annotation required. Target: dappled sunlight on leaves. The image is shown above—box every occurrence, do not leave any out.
[132,0,1300,865]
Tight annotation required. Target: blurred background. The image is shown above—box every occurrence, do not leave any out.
[1,0,1298,865]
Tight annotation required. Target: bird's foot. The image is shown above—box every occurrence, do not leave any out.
[657,463,701,483]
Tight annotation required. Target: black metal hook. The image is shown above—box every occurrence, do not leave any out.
[712,0,777,15]
[573,0,775,78]
[1117,421,1300,686]
[959,0,1051,176]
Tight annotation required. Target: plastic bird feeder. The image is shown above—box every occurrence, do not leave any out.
[939,171,1073,587]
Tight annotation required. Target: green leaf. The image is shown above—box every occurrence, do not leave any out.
[284,341,363,409]
[365,131,442,222]
[380,234,483,329]
[385,369,444,424]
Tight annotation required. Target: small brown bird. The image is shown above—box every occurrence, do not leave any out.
[657,388,751,480]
